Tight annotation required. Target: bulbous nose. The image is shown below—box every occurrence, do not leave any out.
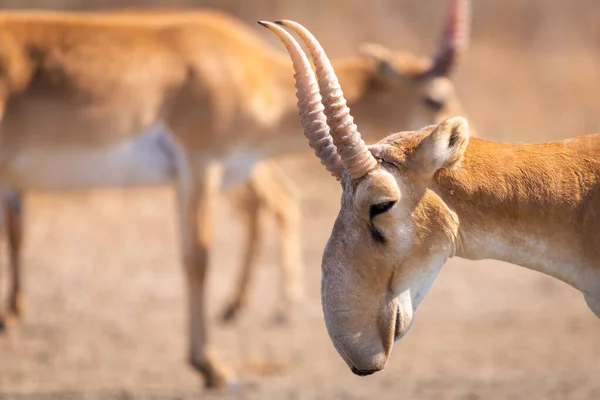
[342,349,389,376]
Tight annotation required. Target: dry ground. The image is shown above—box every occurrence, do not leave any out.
[0,156,598,399]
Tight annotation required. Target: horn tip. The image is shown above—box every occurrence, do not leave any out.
[257,20,269,27]
[274,20,288,26]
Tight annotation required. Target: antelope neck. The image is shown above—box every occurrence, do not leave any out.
[434,137,600,296]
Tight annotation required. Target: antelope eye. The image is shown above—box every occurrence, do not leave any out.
[369,200,397,220]
[423,96,445,111]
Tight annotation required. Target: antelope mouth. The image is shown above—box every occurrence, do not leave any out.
[351,366,378,376]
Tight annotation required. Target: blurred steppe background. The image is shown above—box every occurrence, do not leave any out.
[0,1,599,399]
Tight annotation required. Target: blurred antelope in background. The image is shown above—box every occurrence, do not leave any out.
[0,0,469,388]
[264,12,600,378]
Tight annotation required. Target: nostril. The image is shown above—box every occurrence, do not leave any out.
[394,306,401,341]
[351,366,378,377]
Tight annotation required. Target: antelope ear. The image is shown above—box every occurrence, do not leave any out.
[411,116,469,177]
[358,42,397,83]
[358,42,393,61]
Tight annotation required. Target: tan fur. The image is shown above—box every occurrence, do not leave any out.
[320,117,600,377]
[0,9,467,387]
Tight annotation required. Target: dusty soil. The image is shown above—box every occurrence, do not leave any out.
[0,158,598,399]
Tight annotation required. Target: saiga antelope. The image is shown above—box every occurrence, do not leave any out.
[0,1,468,388]
[262,16,600,378]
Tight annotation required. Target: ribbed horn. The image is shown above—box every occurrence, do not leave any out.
[429,0,471,77]
[258,21,344,179]
[275,20,378,180]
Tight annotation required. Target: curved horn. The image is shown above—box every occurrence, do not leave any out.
[275,20,378,180]
[429,0,471,77]
[258,21,344,179]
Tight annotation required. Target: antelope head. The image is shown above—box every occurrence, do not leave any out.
[351,0,470,132]
[319,118,468,376]
[260,7,470,376]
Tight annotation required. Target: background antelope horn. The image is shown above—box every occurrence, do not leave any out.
[429,0,471,77]
[275,20,378,180]
[258,21,344,179]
